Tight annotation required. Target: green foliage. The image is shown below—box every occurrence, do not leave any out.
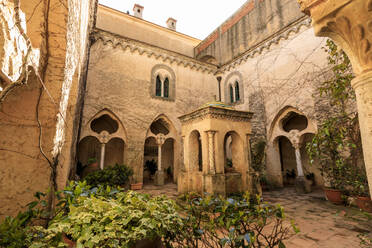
[144,159,157,175]
[29,191,182,248]
[84,163,133,188]
[86,157,97,165]
[307,40,367,192]
[0,192,48,248]
[172,193,297,247]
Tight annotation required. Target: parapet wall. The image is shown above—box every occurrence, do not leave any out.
[195,0,305,65]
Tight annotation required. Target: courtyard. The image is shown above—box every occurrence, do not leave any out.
[141,184,372,248]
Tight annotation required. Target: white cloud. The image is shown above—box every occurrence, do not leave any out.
[98,0,247,40]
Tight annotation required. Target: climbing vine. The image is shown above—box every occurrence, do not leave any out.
[306,40,367,193]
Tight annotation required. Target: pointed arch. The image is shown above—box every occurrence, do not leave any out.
[229,84,234,103]
[156,75,162,96]
[163,77,169,98]
[235,81,240,102]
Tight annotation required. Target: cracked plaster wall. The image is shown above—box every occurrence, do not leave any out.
[0,0,96,218]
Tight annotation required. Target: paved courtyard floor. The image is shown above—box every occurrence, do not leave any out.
[139,184,372,248]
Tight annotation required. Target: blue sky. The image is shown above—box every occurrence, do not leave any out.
[98,0,248,40]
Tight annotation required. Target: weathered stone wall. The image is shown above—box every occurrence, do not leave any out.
[218,22,330,186]
[195,0,306,65]
[81,29,217,182]
[0,0,96,218]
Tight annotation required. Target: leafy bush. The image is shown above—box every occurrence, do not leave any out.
[172,192,298,247]
[307,39,365,192]
[84,163,133,188]
[0,192,48,248]
[29,191,182,248]
[144,159,157,176]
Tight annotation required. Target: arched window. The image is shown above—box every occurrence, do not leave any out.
[156,75,162,97]
[235,81,240,102]
[229,85,234,103]
[163,78,169,98]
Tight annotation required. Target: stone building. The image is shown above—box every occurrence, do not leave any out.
[78,0,329,190]
[4,0,369,218]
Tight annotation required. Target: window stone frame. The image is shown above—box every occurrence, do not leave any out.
[150,64,176,101]
[224,71,244,105]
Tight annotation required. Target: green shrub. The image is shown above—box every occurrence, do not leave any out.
[0,192,48,248]
[84,163,133,188]
[173,192,298,247]
[29,191,182,248]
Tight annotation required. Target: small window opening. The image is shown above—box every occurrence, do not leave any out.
[156,75,162,97]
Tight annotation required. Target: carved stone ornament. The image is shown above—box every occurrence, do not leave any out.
[298,0,372,75]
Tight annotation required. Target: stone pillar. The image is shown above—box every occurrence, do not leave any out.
[297,0,372,196]
[207,131,216,174]
[294,144,304,177]
[155,134,166,186]
[100,143,106,170]
[98,131,110,170]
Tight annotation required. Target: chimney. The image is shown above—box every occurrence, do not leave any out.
[166,18,177,31]
[133,4,144,19]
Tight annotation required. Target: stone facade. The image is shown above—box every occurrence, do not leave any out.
[79,1,334,191]
[2,0,368,217]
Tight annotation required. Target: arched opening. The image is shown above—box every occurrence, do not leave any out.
[277,136,297,186]
[229,84,234,103]
[156,75,162,96]
[162,138,175,182]
[91,114,119,134]
[282,112,308,132]
[150,118,170,135]
[78,136,101,166]
[235,81,240,102]
[143,137,158,184]
[189,130,202,172]
[104,138,125,167]
[163,77,169,98]
[223,131,245,174]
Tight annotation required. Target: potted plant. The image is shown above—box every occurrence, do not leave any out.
[351,169,372,212]
[224,158,235,173]
[144,159,157,181]
[81,157,99,178]
[285,169,296,186]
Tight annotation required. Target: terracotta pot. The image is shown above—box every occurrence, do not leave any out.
[62,234,76,248]
[324,188,343,204]
[82,162,99,178]
[131,183,143,190]
[356,196,372,213]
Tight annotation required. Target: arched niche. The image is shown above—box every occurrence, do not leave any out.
[223,131,245,173]
[162,138,175,181]
[275,136,297,186]
[189,130,203,172]
[78,136,101,166]
[281,112,308,132]
[91,114,119,134]
[104,138,125,167]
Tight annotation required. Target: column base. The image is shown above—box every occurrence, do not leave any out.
[154,171,165,186]
[295,176,312,194]
[204,174,226,196]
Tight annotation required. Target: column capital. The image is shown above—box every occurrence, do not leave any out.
[155,134,166,146]
[298,0,372,75]
[98,131,110,144]
[206,130,217,135]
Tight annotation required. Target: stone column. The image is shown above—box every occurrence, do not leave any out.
[100,143,106,170]
[246,134,252,168]
[298,0,372,196]
[155,134,166,186]
[206,131,216,174]
[294,144,304,177]
[98,131,110,170]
